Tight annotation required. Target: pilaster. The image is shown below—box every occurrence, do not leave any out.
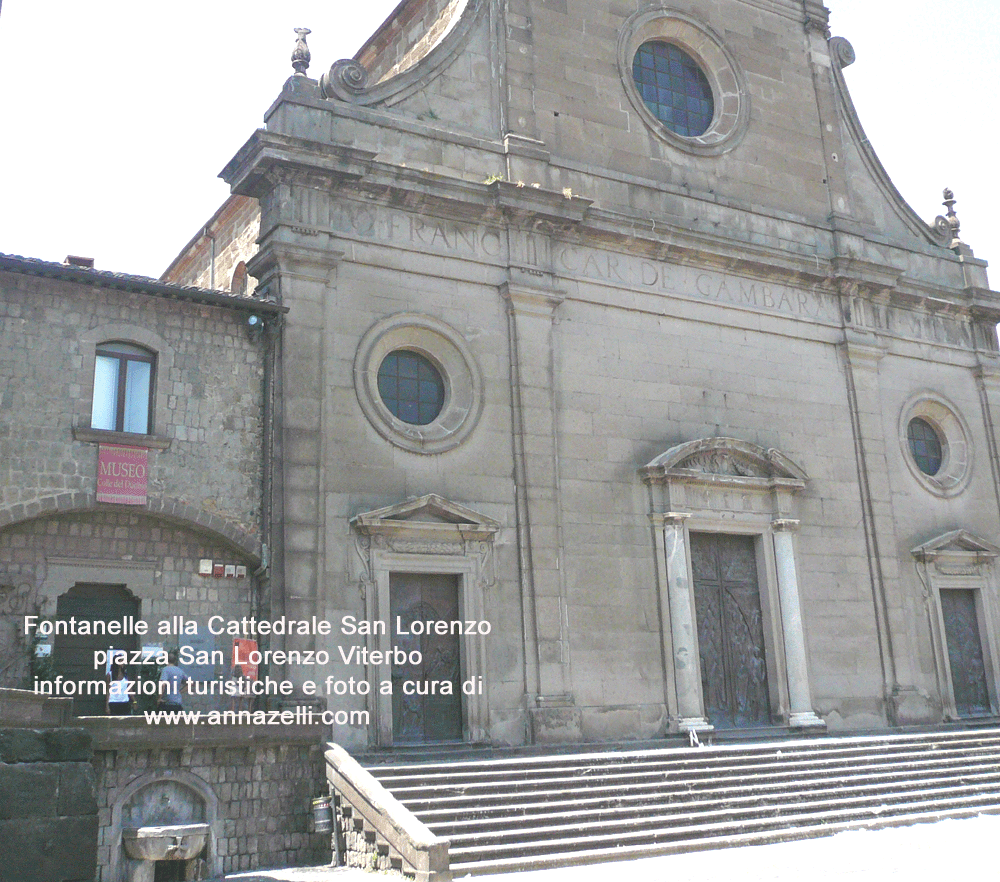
[502,280,576,742]
[839,328,900,723]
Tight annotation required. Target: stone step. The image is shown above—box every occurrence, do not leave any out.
[447,790,1000,867]
[417,767,1000,830]
[366,729,1000,780]
[368,733,1000,787]
[449,805,995,875]
[354,728,1000,875]
[439,778,1000,848]
[384,749,1000,808]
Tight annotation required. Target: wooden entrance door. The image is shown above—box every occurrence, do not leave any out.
[940,589,991,717]
[389,573,463,743]
[54,583,140,715]
[691,533,771,728]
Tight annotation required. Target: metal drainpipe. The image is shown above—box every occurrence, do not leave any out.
[252,313,278,705]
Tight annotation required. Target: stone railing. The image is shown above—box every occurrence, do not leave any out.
[325,743,451,882]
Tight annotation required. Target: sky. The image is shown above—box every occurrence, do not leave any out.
[0,1,997,281]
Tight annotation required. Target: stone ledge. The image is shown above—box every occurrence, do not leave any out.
[72,426,173,449]
[79,716,325,750]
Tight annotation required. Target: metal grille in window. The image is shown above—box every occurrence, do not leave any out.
[377,351,445,426]
[907,417,943,476]
[632,41,714,138]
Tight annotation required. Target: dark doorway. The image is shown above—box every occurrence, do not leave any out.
[940,589,991,717]
[153,861,187,882]
[390,573,463,743]
[54,583,140,715]
[691,533,771,728]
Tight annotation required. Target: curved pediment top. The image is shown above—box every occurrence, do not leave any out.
[352,493,500,534]
[641,437,809,485]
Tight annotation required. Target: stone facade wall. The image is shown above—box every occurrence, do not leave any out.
[88,721,329,880]
[214,0,1000,748]
[0,725,98,882]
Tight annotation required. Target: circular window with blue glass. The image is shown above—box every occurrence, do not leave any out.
[618,10,748,155]
[377,351,445,426]
[355,313,483,454]
[899,394,972,497]
[632,41,714,138]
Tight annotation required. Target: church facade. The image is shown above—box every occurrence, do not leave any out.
[165,0,1000,749]
[6,0,1000,753]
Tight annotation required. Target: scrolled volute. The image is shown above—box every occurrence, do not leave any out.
[829,36,856,69]
[321,59,370,101]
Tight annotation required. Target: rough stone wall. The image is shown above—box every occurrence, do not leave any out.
[0,269,265,533]
[91,729,329,879]
[0,727,98,882]
[0,510,256,706]
[335,793,408,876]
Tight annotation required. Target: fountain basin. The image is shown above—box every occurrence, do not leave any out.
[121,824,209,861]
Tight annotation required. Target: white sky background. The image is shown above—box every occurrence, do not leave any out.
[0,1,997,281]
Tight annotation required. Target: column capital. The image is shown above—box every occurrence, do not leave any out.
[772,518,801,533]
[501,281,565,319]
[651,512,691,527]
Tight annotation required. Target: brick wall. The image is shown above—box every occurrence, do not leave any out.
[357,0,465,83]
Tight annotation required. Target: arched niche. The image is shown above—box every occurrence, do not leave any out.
[108,769,220,882]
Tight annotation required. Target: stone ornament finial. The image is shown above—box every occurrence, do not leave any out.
[935,188,966,251]
[292,27,312,76]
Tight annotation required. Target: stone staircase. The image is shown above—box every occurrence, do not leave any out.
[361,728,1000,875]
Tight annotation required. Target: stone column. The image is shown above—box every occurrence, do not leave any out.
[772,519,825,728]
[659,513,712,733]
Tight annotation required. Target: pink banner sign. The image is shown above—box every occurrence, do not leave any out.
[97,444,148,505]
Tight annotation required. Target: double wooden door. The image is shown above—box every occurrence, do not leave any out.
[691,533,771,729]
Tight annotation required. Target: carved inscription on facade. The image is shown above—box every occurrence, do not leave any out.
[330,204,506,261]
[330,203,838,326]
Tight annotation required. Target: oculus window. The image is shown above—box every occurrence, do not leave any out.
[617,10,749,155]
[377,351,445,426]
[907,417,943,476]
[632,41,714,137]
[354,313,484,454]
[898,393,972,497]
[91,342,155,434]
